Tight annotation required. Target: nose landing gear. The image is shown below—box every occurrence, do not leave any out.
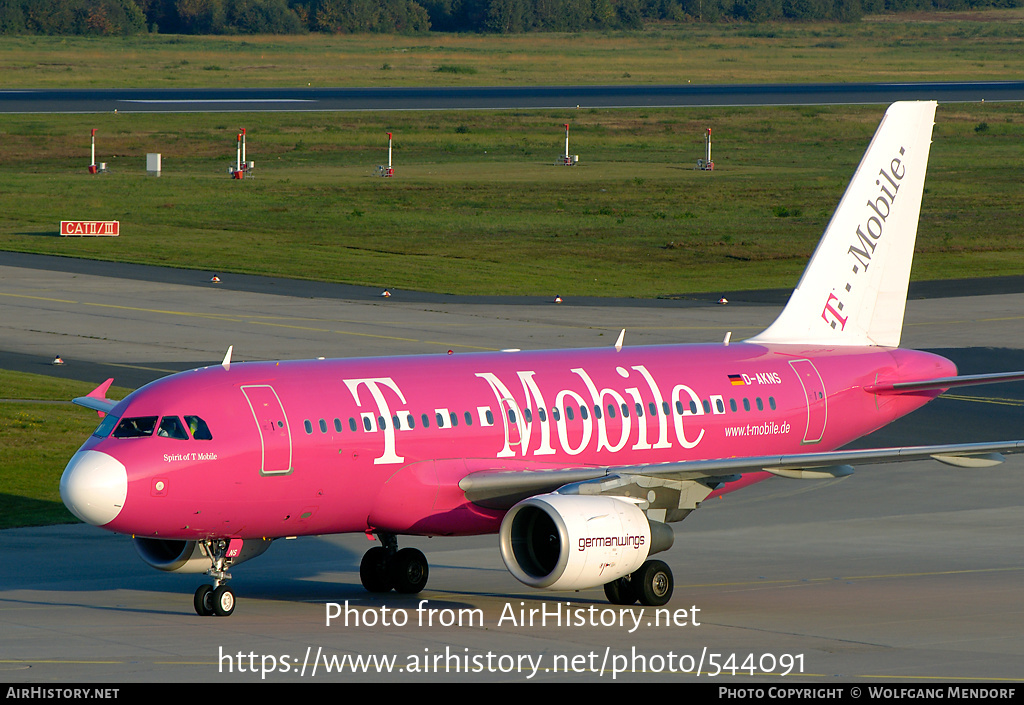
[194,539,236,616]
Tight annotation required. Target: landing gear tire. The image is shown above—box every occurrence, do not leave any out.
[603,576,637,605]
[360,546,394,593]
[390,548,428,594]
[194,584,214,616]
[212,585,236,616]
[633,560,673,607]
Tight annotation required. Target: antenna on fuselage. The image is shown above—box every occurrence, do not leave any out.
[222,345,233,371]
[614,329,625,352]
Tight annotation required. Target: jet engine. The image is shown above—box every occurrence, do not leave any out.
[133,537,273,573]
[499,493,673,591]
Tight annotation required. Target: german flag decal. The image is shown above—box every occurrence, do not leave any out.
[728,374,746,386]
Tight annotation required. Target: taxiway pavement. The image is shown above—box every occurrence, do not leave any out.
[1,255,1023,683]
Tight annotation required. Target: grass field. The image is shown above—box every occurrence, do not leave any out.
[0,372,130,529]
[0,102,1021,297]
[2,12,1023,88]
[1,15,1023,297]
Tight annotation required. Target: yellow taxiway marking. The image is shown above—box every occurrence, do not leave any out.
[0,292,498,350]
[941,393,1024,407]
[680,565,1024,590]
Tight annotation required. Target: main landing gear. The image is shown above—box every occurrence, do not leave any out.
[194,539,236,616]
[602,559,674,607]
[359,532,429,594]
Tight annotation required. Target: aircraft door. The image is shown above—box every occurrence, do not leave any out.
[788,359,827,444]
[241,385,293,475]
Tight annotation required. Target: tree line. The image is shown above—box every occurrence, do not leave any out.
[0,0,1020,35]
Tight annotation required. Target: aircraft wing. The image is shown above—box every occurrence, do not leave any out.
[459,440,1024,508]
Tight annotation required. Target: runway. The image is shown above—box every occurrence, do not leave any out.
[2,81,1024,113]
[1,254,1023,683]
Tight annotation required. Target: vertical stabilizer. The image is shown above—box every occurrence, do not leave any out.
[749,101,937,348]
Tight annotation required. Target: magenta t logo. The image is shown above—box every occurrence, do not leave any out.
[821,293,849,330]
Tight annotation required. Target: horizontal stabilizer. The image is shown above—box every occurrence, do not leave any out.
[867,370,1024,394]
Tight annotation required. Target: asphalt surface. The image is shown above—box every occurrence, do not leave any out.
[1,254,1024,683]
[3,81,1024,113]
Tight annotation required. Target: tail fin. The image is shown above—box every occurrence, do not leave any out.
[749,101,937,348]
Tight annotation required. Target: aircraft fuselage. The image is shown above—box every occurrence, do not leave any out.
[69,342,954,541]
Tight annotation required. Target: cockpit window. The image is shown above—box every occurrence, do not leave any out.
[112,416,158,439]
[185,415,213,440]
[157,416,189,440]
[92,413,120,438]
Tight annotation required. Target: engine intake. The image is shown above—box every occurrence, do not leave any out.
[133,537,272,573]
[499,493,673,591]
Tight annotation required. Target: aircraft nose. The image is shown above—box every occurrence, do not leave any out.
[60,450,128,526]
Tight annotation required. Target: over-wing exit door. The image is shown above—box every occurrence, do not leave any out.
[241,385,293,475]
[788,359,827,444]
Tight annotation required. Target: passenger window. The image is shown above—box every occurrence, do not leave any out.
[319,419,328,433]
[702,400,711,414]
[335,418,343,432]
[538,408,547,422]
[743,399,751,412]
[729,399,737,412]
[485,410,494,425]
[756,398,764,411]
[113,416,158,438]
[566,406,575,421]
[349,418,357,432]
[769,397,777,410]
[185,416,212,440]
[304,420,313,434]
[157,416,189,440]
[552,407,561,422]
[464,411,472,426]
[422,414,430,428]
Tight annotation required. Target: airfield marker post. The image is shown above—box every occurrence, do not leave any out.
[560,124,577,166]
[378,132,394,177]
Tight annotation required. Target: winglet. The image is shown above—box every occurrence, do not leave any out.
[749,101,937,348]
[72,378,118,417]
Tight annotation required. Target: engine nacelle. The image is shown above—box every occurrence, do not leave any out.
[133,538,273,573]
[499,493,673,591]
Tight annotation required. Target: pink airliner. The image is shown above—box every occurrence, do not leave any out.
[60,102,1024,617]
